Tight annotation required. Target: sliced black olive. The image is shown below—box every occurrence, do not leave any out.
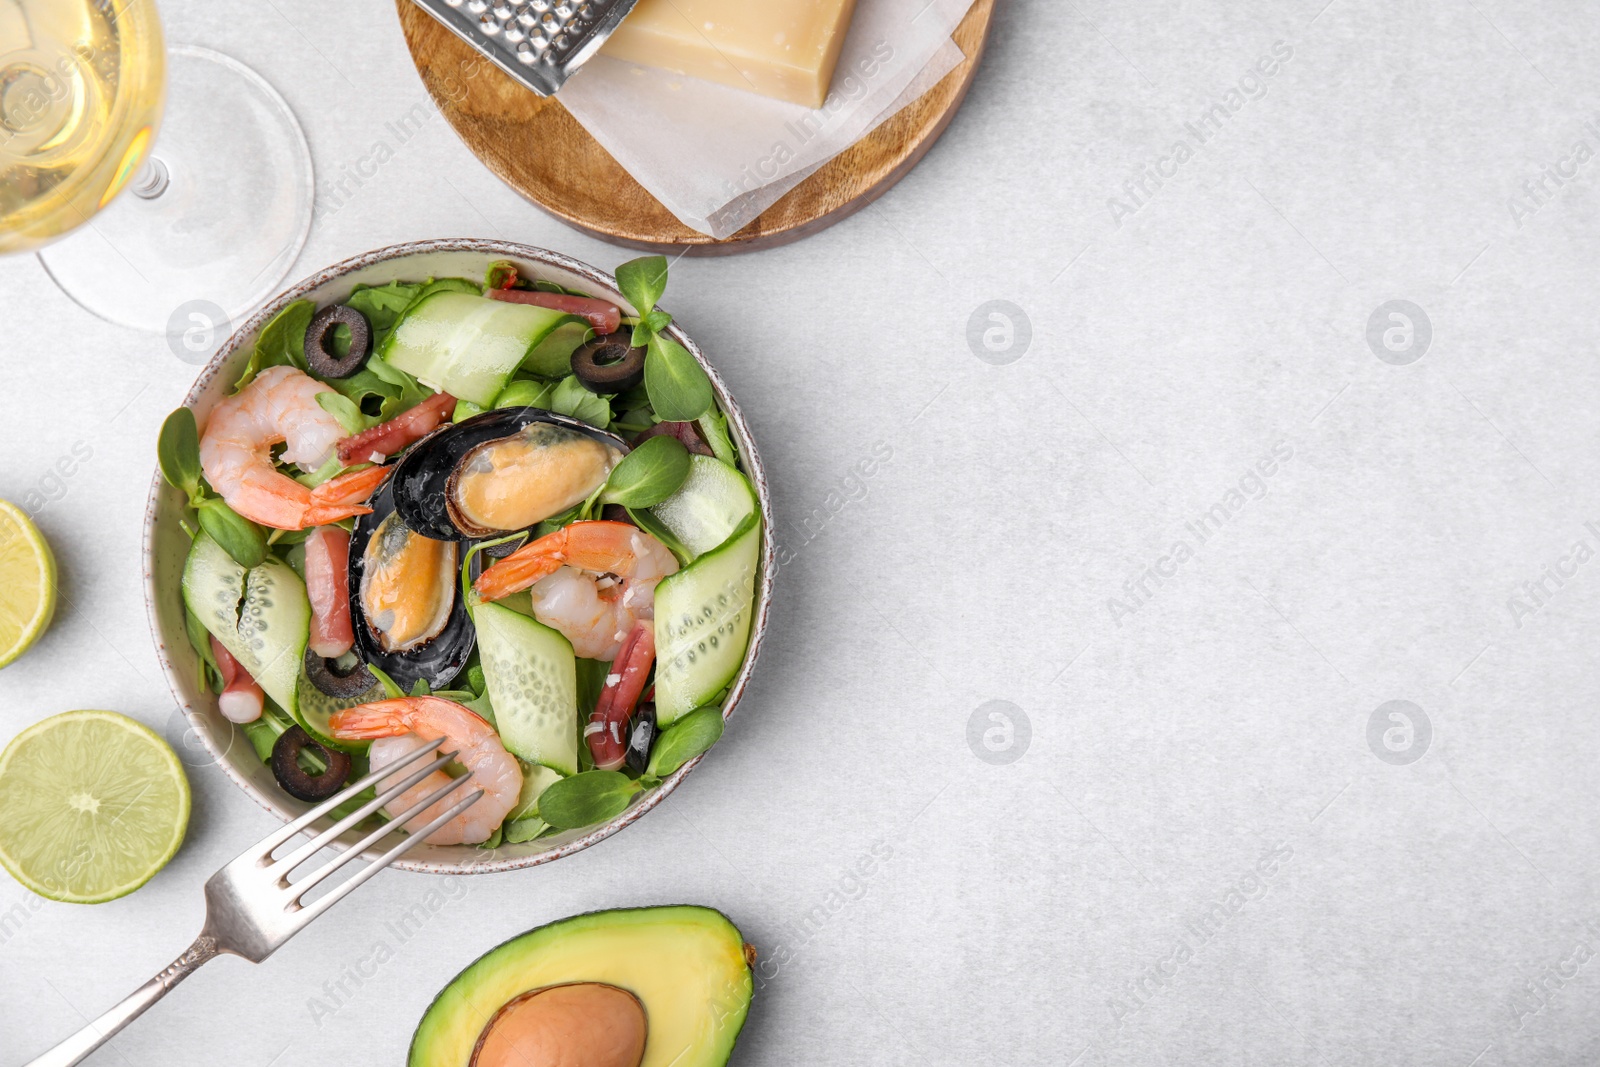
[271,726,352,802]
[304,304,372,379]
[625,704,657,775]
[572,332,646,395]
[303,645,377,699]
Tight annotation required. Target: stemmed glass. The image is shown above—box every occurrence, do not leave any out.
[1,0,313,339]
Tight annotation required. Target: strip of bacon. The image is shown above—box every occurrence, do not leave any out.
[335,390,456,465]
[487,287,622,334]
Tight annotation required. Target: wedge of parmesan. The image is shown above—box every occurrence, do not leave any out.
[602,0,860,108]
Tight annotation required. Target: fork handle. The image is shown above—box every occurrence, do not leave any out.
[24,935,223,1067]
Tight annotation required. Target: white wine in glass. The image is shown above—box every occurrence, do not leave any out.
[0,0,164,254]
[1,0,313,339]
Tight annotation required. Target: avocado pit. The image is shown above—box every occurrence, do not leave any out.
[470,983,647,1067]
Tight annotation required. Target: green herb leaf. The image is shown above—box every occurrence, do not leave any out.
[235,300,314,391]
[464,690,497,730]
[631,310,673,349]
[644,334,713,422]
[574,657,611,721]
[267,526,319,547]
[315,391,367,435]
[615,256,669,318]
[196,498,266,569]
[241,706,294,763]
[550,375,612,428]
[293,453,348,490]
[645,706,725,777]
[367,664,405,700]
[363,351,415,389]
[495,379,554,410]
[626,507,691,565]
[452,398,485,424]
[602,434,690,508]
[327,367,401,415]
[536,770,643,830]
[158,407,203,500]
[467,664,487,696]
[183,605,223,694]
[503,817,548,844]
[409,678,431,697]
[459,532,530,612]
[697,410,738,467]
[346,282,423,342]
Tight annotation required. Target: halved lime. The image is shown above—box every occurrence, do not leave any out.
[0,711,191,903]
[0,500,56,668]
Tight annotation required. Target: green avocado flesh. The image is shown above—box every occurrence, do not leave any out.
[411,905,754,1067]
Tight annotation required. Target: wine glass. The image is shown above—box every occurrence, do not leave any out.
[0,0,313,342]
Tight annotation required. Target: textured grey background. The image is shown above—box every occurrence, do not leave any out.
[3,1,1600,1064]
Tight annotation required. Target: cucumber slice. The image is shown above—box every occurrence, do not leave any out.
[293,670,383,752]
[650,455,758,561]
[474,600,579,775]
[654,513,761,726]
[522,320,592,379]
[378,291,580,406]
[181,533,309,719]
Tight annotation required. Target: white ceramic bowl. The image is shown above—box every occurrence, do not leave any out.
[144,239,774,874]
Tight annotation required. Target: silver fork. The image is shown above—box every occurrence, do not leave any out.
[25,737,481,1067]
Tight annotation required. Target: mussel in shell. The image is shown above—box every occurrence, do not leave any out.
[391,407,627,541]
[348,481,473,692]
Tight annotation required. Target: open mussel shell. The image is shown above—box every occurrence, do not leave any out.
[391,407,628,542]
[348,481,474,693]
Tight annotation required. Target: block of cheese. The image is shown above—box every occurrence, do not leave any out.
[601,0,860,109]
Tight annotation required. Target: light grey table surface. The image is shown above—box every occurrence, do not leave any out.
[4,1,1600,1064]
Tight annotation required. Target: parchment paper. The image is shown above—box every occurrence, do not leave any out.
[558,0,978,238]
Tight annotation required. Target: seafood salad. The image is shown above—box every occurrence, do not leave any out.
[158,256,762,847]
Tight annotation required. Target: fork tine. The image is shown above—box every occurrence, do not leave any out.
[287,771,480,903]
[270,748,465,877]
[254,736,447,856]
[294,787,486,926]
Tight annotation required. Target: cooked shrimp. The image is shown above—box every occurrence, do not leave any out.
[327,697,522,845]
[199,365,390,530]
[473,521,678,660]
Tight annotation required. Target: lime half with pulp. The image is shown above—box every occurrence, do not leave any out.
[0,500,56,668]
[0,711,191,903]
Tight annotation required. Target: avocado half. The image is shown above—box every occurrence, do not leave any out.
[411,905,755,1067]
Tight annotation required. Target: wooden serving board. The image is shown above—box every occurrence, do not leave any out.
[396,0,996,255]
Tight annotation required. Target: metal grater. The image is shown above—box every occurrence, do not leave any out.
[409,0,642,97]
